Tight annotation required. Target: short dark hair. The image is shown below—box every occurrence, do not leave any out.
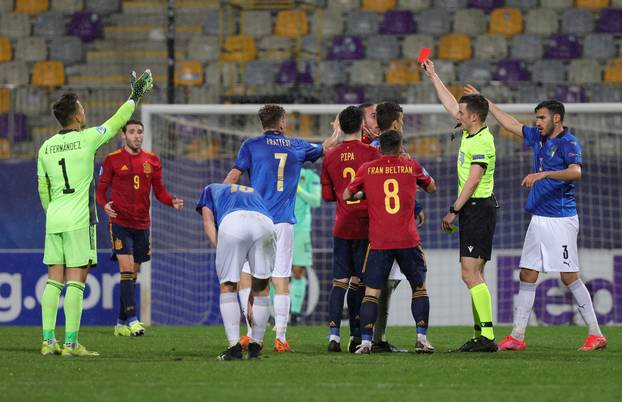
[339,106,363,135]
[122,119,144,133]
[258,104,285,129]
[535,100,565,122]
[379,130,402,154]
[376,101,403,132]
[458,94,489,122]
[357,102,374,110]
[53,93,80,127]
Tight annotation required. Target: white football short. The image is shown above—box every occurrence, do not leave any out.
[242,222,293,278]
[519,215,580,273]
[388,260,406,280]
[216,211,276,284]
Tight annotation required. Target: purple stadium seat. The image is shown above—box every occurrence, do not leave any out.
[554,85,588,103]
[297,61,314,85]
[67,12,103,43]
[597,9,622,33]
[494,60,530,82]
[468,0,504,13]
[276,60,297,84]
[0,113,28,142]
[544,34,582,60]
[380,10,416,35]
[335,86,365,104]
[328,36,365,60]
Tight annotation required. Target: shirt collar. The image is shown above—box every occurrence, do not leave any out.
[264,130,284,136]
[465,126,488,138]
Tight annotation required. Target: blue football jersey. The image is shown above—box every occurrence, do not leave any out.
[523,126,583,217]
[233,130,323,224]
[196,183,272,227]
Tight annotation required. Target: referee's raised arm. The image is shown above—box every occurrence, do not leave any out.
[421,59,459,120]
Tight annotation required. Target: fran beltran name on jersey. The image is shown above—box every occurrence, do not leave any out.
[266,137,291,147]
[44,141,82,154]
[367,165,413,175]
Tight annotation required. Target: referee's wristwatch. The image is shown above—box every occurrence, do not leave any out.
[449,205,460,214]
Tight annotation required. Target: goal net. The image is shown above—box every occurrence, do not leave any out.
[140,103,622,328]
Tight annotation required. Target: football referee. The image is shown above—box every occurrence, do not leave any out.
[422,59,498,352]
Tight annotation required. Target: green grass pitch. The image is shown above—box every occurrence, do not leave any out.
[1,325,620,402]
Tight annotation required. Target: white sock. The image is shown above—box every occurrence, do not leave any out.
[238,287,252,338]
[220,293,240,347]
[511,281,537,341]
[273,294,290,342]
[250,295,270,344]
[329,334,340,343]
[568,279,603,337]
[361,339,372,348]
[417,333,427,342]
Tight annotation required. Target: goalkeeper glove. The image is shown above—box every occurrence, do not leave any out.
[129,69,153,103]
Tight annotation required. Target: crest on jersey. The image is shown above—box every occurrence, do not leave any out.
[96,126,107,135]
[143,162,152,174]
[548,145,557,158]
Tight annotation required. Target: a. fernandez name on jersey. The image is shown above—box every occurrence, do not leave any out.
[44,141,83,154]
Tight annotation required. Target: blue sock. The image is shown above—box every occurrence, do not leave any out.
[412,288,429,336]
[119,272,135,324]
[360,295,379,342]
[347,283,363,338]
[328,280,348,337]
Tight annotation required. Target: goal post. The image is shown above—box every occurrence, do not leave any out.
[140,103,622,327]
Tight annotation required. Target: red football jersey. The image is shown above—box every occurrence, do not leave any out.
[96,148,173,230]
[321,140,381,239]
[348,155,432,250]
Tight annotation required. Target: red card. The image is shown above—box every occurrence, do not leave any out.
[418,47,431,63]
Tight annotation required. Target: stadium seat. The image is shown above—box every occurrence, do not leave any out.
[576,0,610,11]
[454,9,486,35]
[300,35,319,58]
[416,8,451,35]
[446,84,464,100]
[15,37,47,62]
[504,0,537,10]
[0,112,28,141]
[346,11,380,36]
[474,34,508,60]
[187,35,219,62]
[367,35,400,60]
[0,88,8,113]
[328,36,365,60]
[67,11,103,42]
[544,34,582,60]
[221,36,257,62]
[297,60,313,85]
[489,8,523,36]
[244,60,275,86]
[0,0,12,13]
[0,138,10,159]
[458,60,491,84]
[597,8,622,33]
[335,85,365,104]
[32,11,64,38]
[525,9,559,35]
[402,34,435,60]
[604,58,622,82]
[591,83,622,101]
[584,33,616,60]
[568,59,602,84]
[327,0,359,10]
[541,0,572,8]
[275,60,297,85]
[203,9,221,35]
[258,36,292,60]
[349,60,383,85]
[386,60,420,84]
[433,0,467,12]
[561,8,594,35]
[15,0,49,13]
[175,61,203,86]
[480,83,514,103]
[85,0,119,14]
[312,10,344,36]
[32,61,65,87]
[362,0,396,11]
[510,34,543,60]
[204,63,221,86]
[468,0,503,13]
[13,86,48,116]
[554,85,588,103]
[397,0,430,10]
[438,34,472,61]
[274,10,308,37]
[434,60,456,81]
[494,59,529,82]
[51,0,84,13]
[241,11,272,37]
[0,61,29,86]
[49,36,84,64]
[515,84,552,103]
[319,60,347,85]
[380,10,416,35]
[410,137,441,158]
[0,37,11,62]
[532,60,566,83]
[0,13,31,39]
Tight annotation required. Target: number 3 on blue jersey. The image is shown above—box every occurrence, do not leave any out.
[274,153,288,192]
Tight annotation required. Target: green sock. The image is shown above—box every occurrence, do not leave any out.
[470,283,494,340]
[41,279,64,341]
[64,281,85,344]
[290,277,307,315]
[269,282,275,305]
[471,298,481,339]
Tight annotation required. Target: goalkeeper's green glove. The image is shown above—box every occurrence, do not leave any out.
[129,69,153,103]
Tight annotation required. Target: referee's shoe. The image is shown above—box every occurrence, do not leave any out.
[453,337,498,352]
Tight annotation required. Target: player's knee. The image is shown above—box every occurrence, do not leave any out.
[251,277,270,293]
[560,271,579,286]
[220,281,238,293]
[461,268,480,287]
[292,266,306,279]
[519,268,538,283]
[349,276,360,285]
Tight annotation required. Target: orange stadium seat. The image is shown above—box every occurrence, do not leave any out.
[15,0,49,13]
[576,0,610,11]
[0,37,11,62]
[0,138,10,159]
[274,10,309,37]
[0,88,9,113]
[409,137,441,158]
[175,61,204,86]
[604,58,622,82]
[362,0,397,12]
[447,84,464,100]
[489,8,523,36]
[438,34,472,61]
[386,60,420,84]
[221,35,257,62]
[32,61,65,87]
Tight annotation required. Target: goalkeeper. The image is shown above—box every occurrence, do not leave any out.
[37,70,153,357]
